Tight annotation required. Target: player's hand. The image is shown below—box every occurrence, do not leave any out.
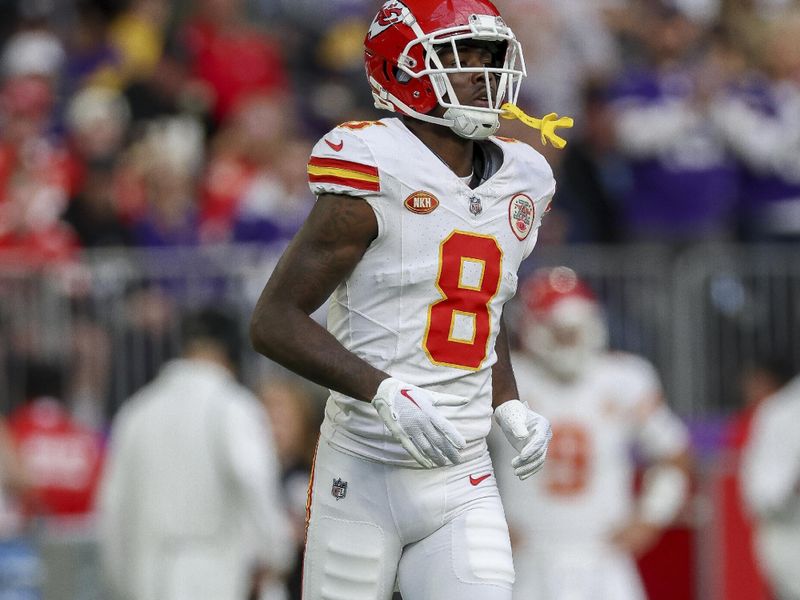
[494,399,552,480]
[610,519,662,557]
[371,377,468,469]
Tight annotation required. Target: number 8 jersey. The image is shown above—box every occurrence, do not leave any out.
[307,118,556,466]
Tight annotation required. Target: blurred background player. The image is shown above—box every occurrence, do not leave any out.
[97,307,294,600]
[490,266,691,600]
[741,368,800,600]
[250,1,566,598]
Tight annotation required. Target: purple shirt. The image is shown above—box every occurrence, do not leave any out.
[610,68,738,240]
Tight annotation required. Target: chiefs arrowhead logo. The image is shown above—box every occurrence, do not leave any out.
[368,1,410,39]
[404,191,439,214]
[509,193,535,241]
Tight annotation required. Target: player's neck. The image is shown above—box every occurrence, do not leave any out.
[403,118,474,178]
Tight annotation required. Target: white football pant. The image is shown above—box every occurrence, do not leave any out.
[303,440,514,600]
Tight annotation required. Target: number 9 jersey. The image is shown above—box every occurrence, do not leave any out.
[307,117,556,466]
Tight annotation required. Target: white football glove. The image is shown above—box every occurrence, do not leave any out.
[371,377,468,469]
[494,399,552,480]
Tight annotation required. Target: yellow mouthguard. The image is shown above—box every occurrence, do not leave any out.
[500,103,574,149]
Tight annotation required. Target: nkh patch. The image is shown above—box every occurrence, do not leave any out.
[509,193,534,240]
[331,478,348,500]
[404,190,439,214]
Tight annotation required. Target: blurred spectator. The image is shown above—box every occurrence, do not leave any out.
[712,11,800,241]
[503,0,622,122]
[108,0,169,86]
[180,0,289,125]
[490,267,691,600]
[6,360,104,523]
[65,85,130,169]
[0,18,78,265]
[608,3,738,242]
[231,136,315,247]
[62,0,123,93]
[63,160,131,248]
[741,368,800,600]
[126,117,204,247]
[1,22,65,84]
[258,377,320,600]
[551,80,627,243]
[98,307,293,600]
[200,94,313,245]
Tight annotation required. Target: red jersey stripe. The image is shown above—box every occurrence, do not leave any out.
[308,156,379,177]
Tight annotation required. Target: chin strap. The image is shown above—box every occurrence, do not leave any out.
[500,103,574,149]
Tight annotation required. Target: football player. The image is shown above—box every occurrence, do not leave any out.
[250,1,571,598]
[490,267,691,600]
[741,373,800,600]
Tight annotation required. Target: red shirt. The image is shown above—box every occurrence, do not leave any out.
[182,19,288,122]
[8,399,104,517]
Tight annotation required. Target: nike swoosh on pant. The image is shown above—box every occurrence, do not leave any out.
[469,473,491,486]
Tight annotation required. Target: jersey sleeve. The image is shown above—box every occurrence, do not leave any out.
[518,145,556,260]
[307,126,381,198]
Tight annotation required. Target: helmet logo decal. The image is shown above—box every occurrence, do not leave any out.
[368,0,410,39]
[509,194,534,240]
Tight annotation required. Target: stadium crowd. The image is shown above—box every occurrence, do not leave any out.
[0,0,799,598]
[0,0,798,264]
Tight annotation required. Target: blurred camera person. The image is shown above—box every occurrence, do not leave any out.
[741,371,800,600]
[98,307,293,600]
[490,267,691,600]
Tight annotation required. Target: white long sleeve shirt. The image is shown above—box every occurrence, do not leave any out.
[741,375,800,600]
[98,359,294,600]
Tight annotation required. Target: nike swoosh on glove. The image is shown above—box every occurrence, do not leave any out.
[371,377,468,468]
[494,399,552,480]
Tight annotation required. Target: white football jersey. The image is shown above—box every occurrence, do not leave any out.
[491,351,689,543]
[307,117,555,466]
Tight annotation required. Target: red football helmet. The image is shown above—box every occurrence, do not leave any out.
[364,0,526,140]
[519,267,607,380]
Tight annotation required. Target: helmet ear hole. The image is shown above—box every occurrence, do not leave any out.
[393,66,411,83]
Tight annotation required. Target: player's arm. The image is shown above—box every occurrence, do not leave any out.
[613,396,692,555]
[492,316,552,480]
[492,317,519,408]
[250,193,386,401]
[250,193,468,468]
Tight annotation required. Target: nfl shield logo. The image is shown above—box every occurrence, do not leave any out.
[331,478,348,500]
[469,195,482,216]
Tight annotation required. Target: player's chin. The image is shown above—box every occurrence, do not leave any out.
[469,98,491,109]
